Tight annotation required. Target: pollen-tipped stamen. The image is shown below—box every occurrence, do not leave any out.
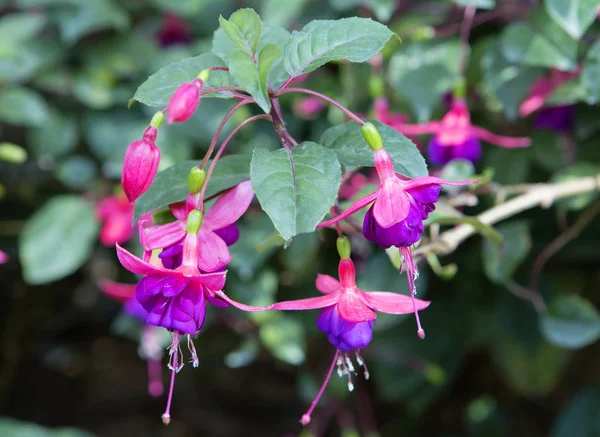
[355,351,370,380]
[340,353,354,391]
[162,332,181,425]
[187,334,199,367]
[300,349,340,426]
[399,247,426,339]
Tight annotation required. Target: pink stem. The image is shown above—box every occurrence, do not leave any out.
[198,114,271,204]
[458,5,476,77]
[301,349,340,425]
[274,88,365,126]
[147,358,164,398]
[162,353,177,425]
[199,86,246,97]
[469,126,531,148]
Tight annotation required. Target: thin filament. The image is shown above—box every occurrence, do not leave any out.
[301,349,340,426]
[400,247,425,339]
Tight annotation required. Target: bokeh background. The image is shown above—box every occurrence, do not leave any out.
[1,0,600,436]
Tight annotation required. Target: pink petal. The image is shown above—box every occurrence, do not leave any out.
[360,291,430,315]
[116,244,168,276]
[317,189,379,228]
[204,181,254,230]
[98,280,136,302]
[196,270,227,291]
[337,291,377,322]
[143,221,185,250]
[271,292,340,311]
[469,126,531,148]
[96,197,120,220]
[0,250,8,264]
[402,176,478,190]
[394,121,441,136]
[212,289,273,312]
[196,228,231,272]
[169,201,187,221]
[373,180,410,228]
[315,274,340,294]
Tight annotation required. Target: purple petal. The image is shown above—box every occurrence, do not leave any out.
[124,297,149,321]
[453,136,482,163]
[339,319,374,351]
[363,205,424,249]
[213,223,240,246]
[158,244,183,269]
[427,136,454,166]
[534,105,575,132]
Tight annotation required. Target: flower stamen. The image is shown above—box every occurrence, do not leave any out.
[301,349,340,426]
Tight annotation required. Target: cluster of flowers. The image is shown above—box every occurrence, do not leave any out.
[101,69,478,425]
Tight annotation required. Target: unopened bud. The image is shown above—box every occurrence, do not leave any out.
[122,126,160,204]
[336,236,351,259]
[186,210,203,234]
[361,122,383,151]
[187,166,206,194]
[197,69,210,83]
[150,111,164,129]
[167,79,203,124]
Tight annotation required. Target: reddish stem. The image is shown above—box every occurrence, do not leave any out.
[198,114,272,204]
[458,5,476,78]
[301,349,340,425]
[274,88,365,126]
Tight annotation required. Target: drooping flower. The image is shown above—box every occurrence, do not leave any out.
[122,124,161,204]
[167,78,204,124]
[269,241,430,425]
[373,97,409,131]
[394,98,531,165]
[157,13,191,47]
[99,280,164,398]
[520,68,580,132]
[141,180,254,273]
[96,193,134,246]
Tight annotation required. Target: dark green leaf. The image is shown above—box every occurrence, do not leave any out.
[261,0,307,27]
[0,39,63,84]
[541,294,600,349]
[320,120,427,177]
[218,8,262,57]
[545,0,600,39]
[0,418,94,437]
[54,0,129,44]
[552,388,600,437]
[581,40,600,103]
[0,13,45,47]
[133,155,250,222]
[132,54,234,107]
[482,220,531,284]
[329,0,397,22]
[250,141,342,240]
[28,109,78,159]
[229,43,281,113]
[260,316,306,365]
[283,17,397,79]
[55,155,98,190]
[19,195,99,284]
[0,87,48,127]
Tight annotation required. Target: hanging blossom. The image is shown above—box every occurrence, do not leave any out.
[156,13,191,47]
[96,192,133,246]
[117,209,232,424]
[99,280,164,397]
[393,98,531,165]
[519,67,580,132]
[319,123,475,336]
[269,237,429,425]
[0,250,8,264]
[140,180,254,273]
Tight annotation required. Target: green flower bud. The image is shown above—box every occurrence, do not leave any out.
[187,166,206,194]
[150,111,164,129]
[361,122,383,151]
[186,210,203,234]
[336,236,351,259]
[197,69,210,83]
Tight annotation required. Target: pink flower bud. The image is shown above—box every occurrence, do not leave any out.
[167,79,203,124]
[122,126,160,204]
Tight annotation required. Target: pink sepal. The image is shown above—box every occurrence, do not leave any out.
[317,190,379,228]
[361,291,430,315]
[204,181,254,230]
[271,293,340,311]
[338,292,377,322]
[213,290,273,312]
[99,280,136,302]
[143,221,184,250]
[117,244,172,276]
[395,121,441,136]
[469,126,531,148]
[403,176,478,191]
[197,270,228,292]
[196,228,231,272]
[169,201,187,221]
[0,250,8,264]
[315,274,340,294]
[373,180,410,228]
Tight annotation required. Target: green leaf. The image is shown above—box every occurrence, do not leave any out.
[260,316,306,365]
[388,39,460,121]
[133,155,250,222]
[132,53,234,107]
[0,418,94,437]
[0,13,45,49]
[501,7,578,70]
[545,0,600,40]
[329,0,397,22]
[55,155,98,190]
[552,388,600,437]
[19,195,99,284]
[28,109,78,159]
[482,220,531,284]
[229,44,280,113]
[219,8,262,57]
[450,0,495,8]
[320,120,427,177]
[541,294,600,349]
[250,141,342,240]
[581,40,600,104]
[0,39,63,83]
[261,0,307,27]
[54,0,129,44]
[0,87,48,127]
[547,78,591,105]
[283,17,397,79]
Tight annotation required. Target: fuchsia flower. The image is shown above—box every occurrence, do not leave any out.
[157,13,191,47]
[293,97,326,119]
[373,97,408,131]
[395,98,531,165]
[167,79,204,124]
[96,193,133,246]
[141,180,254,273]
[0,250,8,264]
[122,125,161,204]
[99,280,164,397]
[270,249,430,425]
[520,68,580,132]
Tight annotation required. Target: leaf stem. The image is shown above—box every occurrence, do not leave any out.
[273,88,365,126]
[457,5,476,78]
[198,114,272,205]
[269,98,297,149]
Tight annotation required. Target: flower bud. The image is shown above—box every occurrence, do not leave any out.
[361,122,383,151]
[167,78,203,124]
[336,236,351,259]
[122,126,160,204]
[186,210,203,234]
[187,166,206,194]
